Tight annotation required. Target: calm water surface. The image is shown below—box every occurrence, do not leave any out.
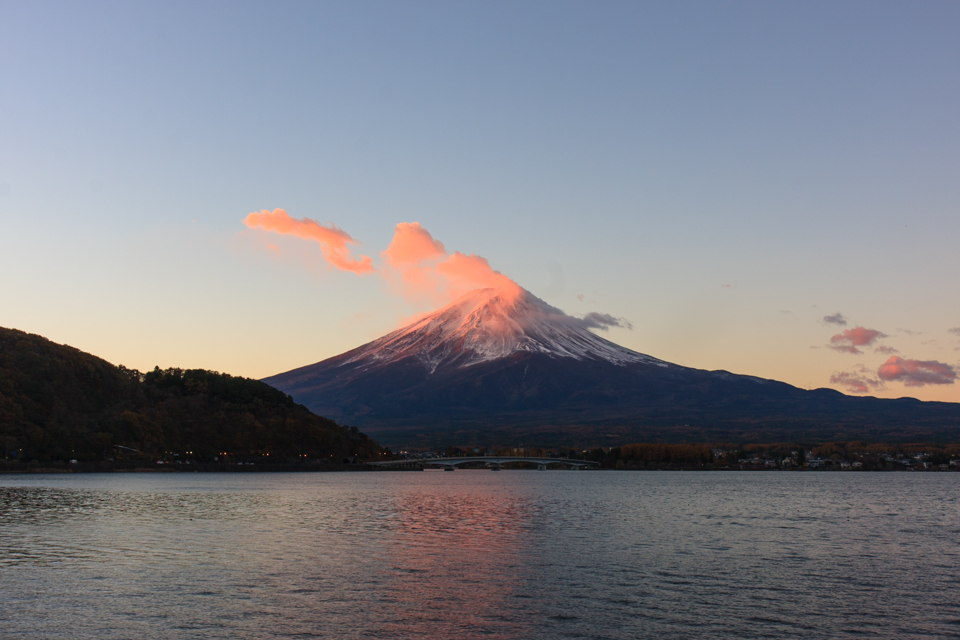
[0,471,958,639]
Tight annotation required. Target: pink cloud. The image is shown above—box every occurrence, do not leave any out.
[245,212,522,305]
[246,213,630,329]
[829,326,887,354]
[435,252,520,300]
[244,209,374,274]
[830,369,883,394]
[877,356,957,387]
[378,222,521,304]
[381,222,446,266]
[379,222,449,303]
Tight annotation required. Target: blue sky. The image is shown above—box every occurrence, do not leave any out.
[2,1,959,401]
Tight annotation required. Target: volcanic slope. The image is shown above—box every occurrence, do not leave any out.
[264,288,960,447]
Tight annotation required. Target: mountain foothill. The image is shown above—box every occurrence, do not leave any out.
[0,327,387,464]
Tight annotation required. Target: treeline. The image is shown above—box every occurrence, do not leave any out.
[592,442,960,469]
[484,442,960,470]
[576,444,717,469]
[480,444,715,468]
[0,327,388,463]
[716,441,960,467]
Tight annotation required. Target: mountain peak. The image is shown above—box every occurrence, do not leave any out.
[344,287,664,373]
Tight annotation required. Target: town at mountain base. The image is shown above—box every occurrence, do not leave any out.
[265,288,960,449]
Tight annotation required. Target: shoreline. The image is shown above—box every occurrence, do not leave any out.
[0,461,394,474]
[1,462,954,474]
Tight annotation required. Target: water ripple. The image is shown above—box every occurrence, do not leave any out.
[0,471,958,638]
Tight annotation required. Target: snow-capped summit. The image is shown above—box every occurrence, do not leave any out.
[343,288,664,372]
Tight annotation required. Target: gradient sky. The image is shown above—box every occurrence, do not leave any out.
[2,1,959,402]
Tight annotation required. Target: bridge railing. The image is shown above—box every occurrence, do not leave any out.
[367,456,600,469]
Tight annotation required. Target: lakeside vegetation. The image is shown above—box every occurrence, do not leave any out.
[0,327,389,465]
[590,442,960,470]
[435,442,960,471]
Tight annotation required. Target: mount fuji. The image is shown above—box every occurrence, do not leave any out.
[264,288,960,447]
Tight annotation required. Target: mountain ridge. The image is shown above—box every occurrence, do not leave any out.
[264,288,960,447]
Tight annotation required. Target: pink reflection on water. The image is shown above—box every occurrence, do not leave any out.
[374,472,537,637]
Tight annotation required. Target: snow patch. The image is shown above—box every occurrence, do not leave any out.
[343,288,665,372]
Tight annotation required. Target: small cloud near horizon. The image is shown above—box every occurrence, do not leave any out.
[823,313,847,326]
[830,344,861,355]
[578,312,633,331]
[829,326,887,354]
[874,345,898,354]
[830,366,883,394]
[877,357,957,387]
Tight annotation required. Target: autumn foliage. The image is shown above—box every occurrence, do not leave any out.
[0,327,387,463]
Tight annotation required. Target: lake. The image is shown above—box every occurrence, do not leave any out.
[1,471,957,639]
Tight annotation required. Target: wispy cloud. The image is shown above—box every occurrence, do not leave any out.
[823,313,847,326]
[830,367,883,394]
[576,312,633,331]
[830,345,860,355]
[874,345,898,354]
[244,209,374,274]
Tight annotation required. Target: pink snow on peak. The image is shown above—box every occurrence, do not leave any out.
[344,288,662,373]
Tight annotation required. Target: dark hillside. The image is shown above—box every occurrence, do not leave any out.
[0,327,387,463]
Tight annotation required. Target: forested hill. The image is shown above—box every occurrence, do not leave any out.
[0,327,388,463]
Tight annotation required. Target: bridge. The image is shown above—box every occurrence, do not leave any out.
[368,456,601,471]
